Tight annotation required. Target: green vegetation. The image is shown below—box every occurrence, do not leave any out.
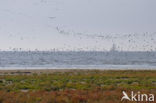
[0,70,155,103]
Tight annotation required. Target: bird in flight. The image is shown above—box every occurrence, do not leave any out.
[48,17,56,19]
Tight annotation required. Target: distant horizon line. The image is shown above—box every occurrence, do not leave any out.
[0,49,156,52]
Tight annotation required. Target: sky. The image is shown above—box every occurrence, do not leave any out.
[0,0,156,51]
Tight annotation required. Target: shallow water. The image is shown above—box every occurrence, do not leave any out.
[0,51,156,70]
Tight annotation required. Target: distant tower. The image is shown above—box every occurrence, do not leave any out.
[110,44,117,52]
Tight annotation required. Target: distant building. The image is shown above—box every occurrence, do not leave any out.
[110,44,117,52]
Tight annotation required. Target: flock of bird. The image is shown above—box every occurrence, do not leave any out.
[0,0,156,51]
[55,26,156,51]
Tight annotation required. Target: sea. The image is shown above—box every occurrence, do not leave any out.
[0,51,156,70]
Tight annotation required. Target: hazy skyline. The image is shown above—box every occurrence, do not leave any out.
[0,0,156,51]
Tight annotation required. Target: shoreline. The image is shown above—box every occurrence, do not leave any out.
[0,64,156,70]
[0,69,156,75]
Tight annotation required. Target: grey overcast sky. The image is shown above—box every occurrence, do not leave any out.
[0,0,156,51]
